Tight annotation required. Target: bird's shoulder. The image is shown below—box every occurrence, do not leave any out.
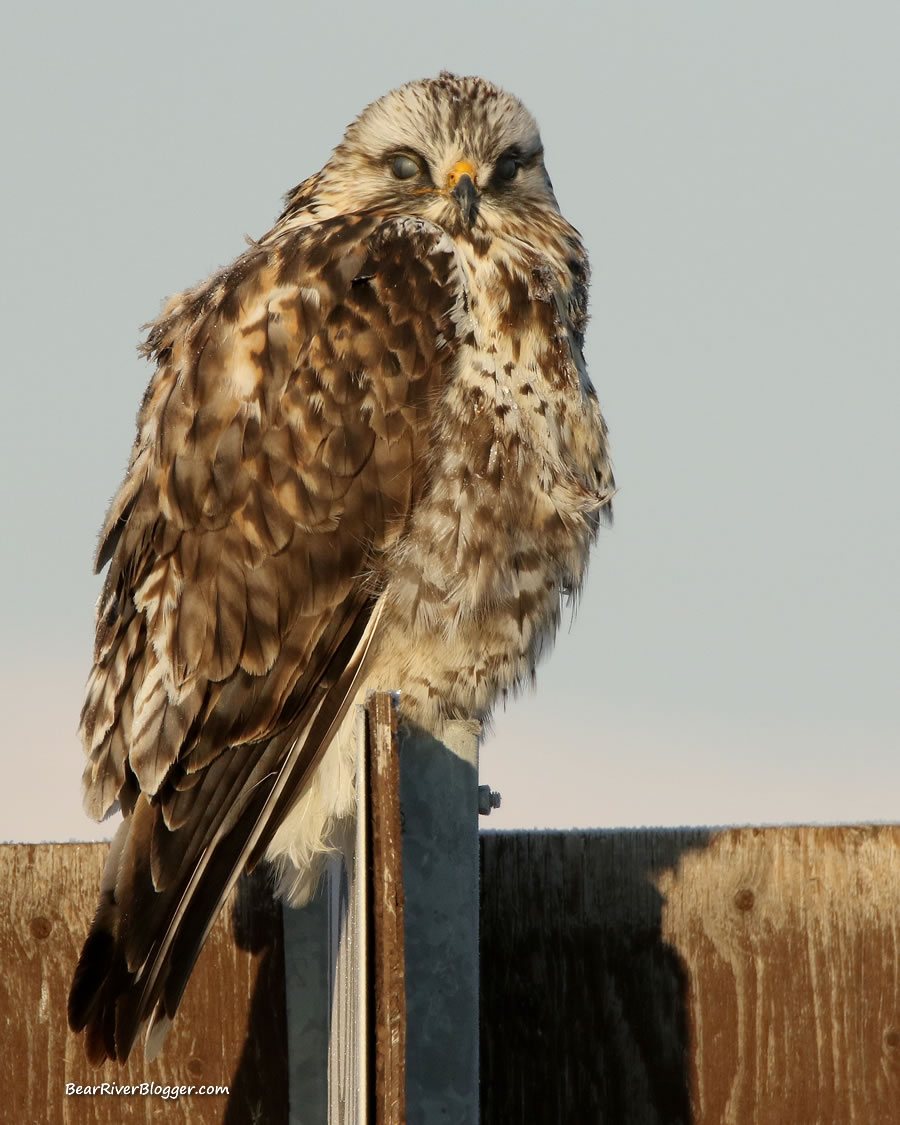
[80,210,469,820]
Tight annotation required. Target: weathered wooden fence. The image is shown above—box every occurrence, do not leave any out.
[2,840,287,1124]
[3,704,898,1123]
[480,825,900,1125]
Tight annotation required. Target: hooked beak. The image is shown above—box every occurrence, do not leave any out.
[448,160,479,226]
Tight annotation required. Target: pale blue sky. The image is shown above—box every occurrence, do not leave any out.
[2,0,898,840]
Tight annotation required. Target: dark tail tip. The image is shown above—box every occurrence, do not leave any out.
[68,928,118,1063]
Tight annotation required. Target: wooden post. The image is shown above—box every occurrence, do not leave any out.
[366,693,407,1125]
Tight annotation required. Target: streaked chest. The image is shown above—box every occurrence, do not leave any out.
[384,236,606,627]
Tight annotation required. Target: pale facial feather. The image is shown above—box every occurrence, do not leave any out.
[299,74,560,234]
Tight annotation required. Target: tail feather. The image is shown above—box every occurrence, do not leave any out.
[68,597,383,1062]
[69,721,307,1061]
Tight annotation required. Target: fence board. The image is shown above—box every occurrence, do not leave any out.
[10,824,899,1123]
[480,825,900,1125]
[1,842,287,1125]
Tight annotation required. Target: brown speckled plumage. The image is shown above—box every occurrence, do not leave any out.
[69,73,614,1064]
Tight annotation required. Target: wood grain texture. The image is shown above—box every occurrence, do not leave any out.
[366,693,406,1125]
[2,842,286,1125]
[480,827,900,1125]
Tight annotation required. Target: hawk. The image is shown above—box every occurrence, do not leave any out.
[68,72,614,1063]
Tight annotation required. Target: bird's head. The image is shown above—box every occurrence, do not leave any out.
[282,73,562,239]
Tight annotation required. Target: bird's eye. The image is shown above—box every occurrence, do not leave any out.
[391,154,422,180]
[494,154,519,182]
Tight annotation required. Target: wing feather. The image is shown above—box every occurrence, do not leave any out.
[69,214,466,1061]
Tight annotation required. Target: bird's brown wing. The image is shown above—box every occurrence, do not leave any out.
[68,213,466,1063]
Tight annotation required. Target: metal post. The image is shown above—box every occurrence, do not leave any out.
[396,714,480,1124]
[283,700,481,1124]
